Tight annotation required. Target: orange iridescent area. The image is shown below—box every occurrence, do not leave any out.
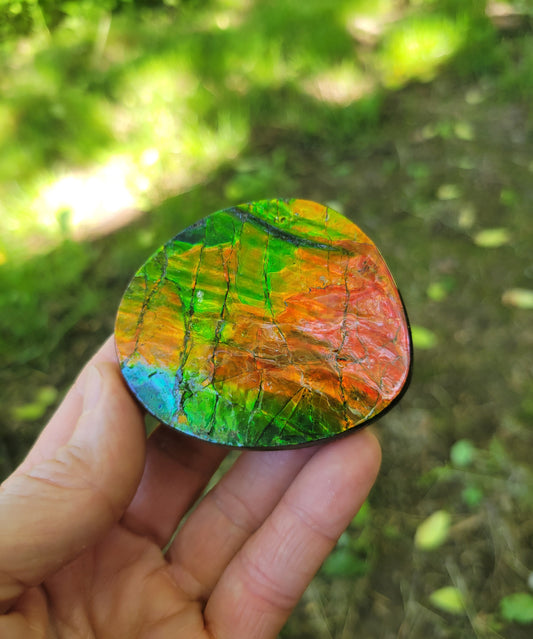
[115,199,411,448]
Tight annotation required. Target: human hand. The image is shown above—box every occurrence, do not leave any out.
[0,337,381,638]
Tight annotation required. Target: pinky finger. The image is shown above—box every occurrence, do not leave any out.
[204,429,381,639]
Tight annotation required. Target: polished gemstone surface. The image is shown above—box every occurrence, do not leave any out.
[115,199,411,448]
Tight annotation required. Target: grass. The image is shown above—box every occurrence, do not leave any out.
[2,0,504,262]
[2,0,533,637]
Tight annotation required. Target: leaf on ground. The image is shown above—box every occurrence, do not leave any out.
[454,121,474,140]
[414,510,451,550]
[321,549,368,578]
[411,325,438,349]
[429,586,465,614]
[12,402,48,421]
[437,183,461,200]
[450,439,476,467]
[351,500,371,527]
[427,276,455,302]
[473,228,511,247]
[458,204,476,229]
[502,288,533,309]
[500,188,518,207]
[500,592,533,624]
[12,385,58,421]
[461,485,484,508]
[36,385,59,406]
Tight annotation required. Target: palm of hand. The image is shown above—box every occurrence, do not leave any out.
[0,339,380,639]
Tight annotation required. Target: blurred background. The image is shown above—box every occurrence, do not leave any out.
[1,0,532,636]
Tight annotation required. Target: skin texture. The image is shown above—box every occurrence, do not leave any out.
[0,337,381,639]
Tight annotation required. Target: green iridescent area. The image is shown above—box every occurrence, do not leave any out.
[115,199,411,448]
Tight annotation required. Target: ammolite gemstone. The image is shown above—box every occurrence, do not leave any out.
[115,199,411,448]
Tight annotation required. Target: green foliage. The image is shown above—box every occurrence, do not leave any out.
[500,592,533,625]
[450,439,476,468]
[1,0,517,261]
[426,276,456,301]
[460,485,484,508]
[0,0,160,42]
[7,90,112,170]
[12,385,58,421]
[379,13,467,87]
[224,150,295,203]
[320,501,376,579]
[500,36,533,99]
[0,241,97,365]
[321,547,368,578]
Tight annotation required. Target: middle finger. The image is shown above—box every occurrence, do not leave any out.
[166,445,318,601]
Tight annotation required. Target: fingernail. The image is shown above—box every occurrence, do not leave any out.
[83,365,102,414]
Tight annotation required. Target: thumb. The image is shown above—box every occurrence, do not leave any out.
[0,362,146,613]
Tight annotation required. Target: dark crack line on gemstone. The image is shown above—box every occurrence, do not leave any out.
[212,369,261,390]
[128,245,169,365]
[331,254,350,430]
[245,371,265,442]
[252,386,307,446]
[205,391,220,438]
[324,207,334,282]
[228,207,350,254]
[209,240,233,389]
[352,284,371,368]
[173,242,205,406]
[262,229,292,361]
[271,386,307,441]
